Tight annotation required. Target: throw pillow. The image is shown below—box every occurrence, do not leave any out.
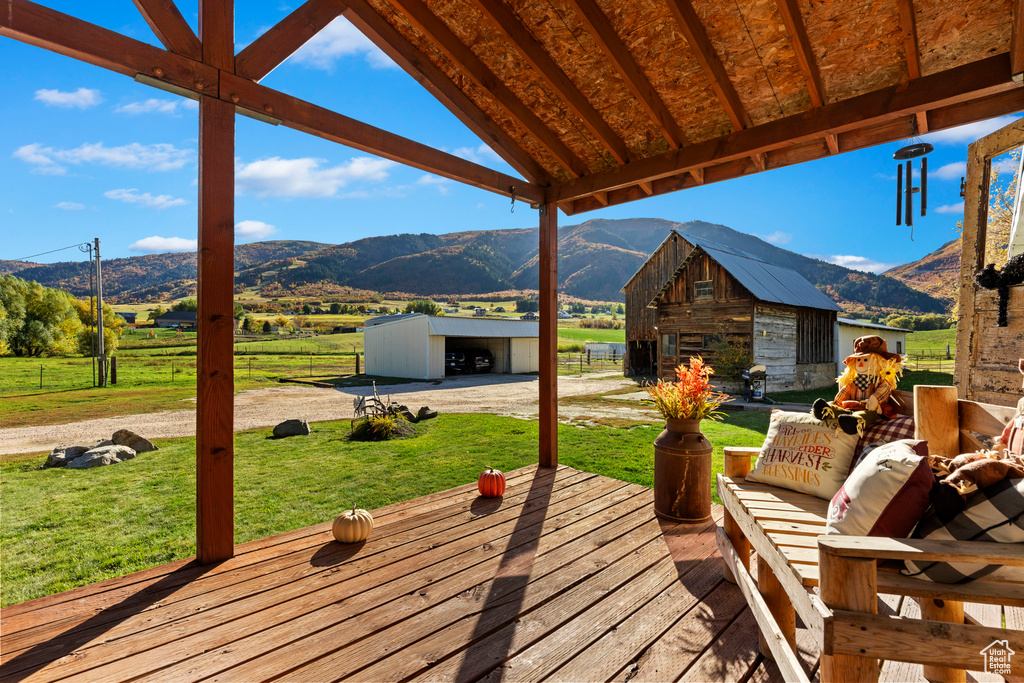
[903,476,1024,583]
[826,439,933,537]
[745,411,860,500]
[852,415,916,472]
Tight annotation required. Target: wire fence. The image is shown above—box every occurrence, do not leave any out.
[903,351,956,373]
[557,352,623,375]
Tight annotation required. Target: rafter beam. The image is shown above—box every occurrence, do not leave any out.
[386,0,587,177]
[235,0,343,81]
[896,0,921,80]
[1014,0,1024,80]
[469,0,629,166]
[664,0,750,130]
[132,0,201,60]
[547,54,1022,203]
[777,0,824,107]
[0,0,544,204]
[563,0,687,150]
[338,0,549,185]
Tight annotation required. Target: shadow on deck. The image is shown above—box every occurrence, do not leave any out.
[0,465,817,682]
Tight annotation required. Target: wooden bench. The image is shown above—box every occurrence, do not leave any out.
[716,385,1024,683]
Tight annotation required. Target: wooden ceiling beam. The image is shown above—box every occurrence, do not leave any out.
[0,0,543,204]
[386,0,587,177]
[664,0,751,130]
[468,0,630,166]
[339,0,550,185]
[547,54,1022,203]
[221,73,545,203]
[1,0,218,94]
[1013,0,1024,80]
[896,0,921,80]
[132,0,202,60]
[563,0,687,149]
[235,0,344,81]
[777,0,824,108]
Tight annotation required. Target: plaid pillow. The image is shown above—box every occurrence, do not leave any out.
[903,476,1024,583]
[852,415,916,473]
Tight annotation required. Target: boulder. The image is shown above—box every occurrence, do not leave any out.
[45,440,112,468]
[66,445,137,469]
[273,419,311,438]
[416,406,438,421]
[112,429,158,453]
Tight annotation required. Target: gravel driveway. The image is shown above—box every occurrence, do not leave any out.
[1,373,657,455]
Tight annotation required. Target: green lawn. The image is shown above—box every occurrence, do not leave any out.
[0,410,769,606]
[905,327,957,357]
[556,327,626,344]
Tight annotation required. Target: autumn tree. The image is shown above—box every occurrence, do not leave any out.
[172,298,198,312]
[0,275,83,357]
[73,297,125,356]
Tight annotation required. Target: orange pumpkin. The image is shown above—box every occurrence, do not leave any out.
[332,504,374,543]
[477,466,506,497]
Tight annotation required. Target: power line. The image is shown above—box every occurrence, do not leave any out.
[10,243,90,262]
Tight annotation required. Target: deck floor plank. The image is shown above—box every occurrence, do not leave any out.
[1,467,774,683]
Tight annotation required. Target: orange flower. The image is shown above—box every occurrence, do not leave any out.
[644,356,732,421]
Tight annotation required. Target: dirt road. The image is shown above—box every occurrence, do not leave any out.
[1,373,658,455]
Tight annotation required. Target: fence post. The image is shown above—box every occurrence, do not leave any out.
[356,353,361,375]
[111,356,117,385]
[39,365,43,389]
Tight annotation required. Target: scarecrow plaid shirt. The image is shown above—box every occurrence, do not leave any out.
[835,372,893,406]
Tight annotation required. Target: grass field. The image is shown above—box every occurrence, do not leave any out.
[0,410,769,606]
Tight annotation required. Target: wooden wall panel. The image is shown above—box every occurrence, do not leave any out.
[623,232,693,343]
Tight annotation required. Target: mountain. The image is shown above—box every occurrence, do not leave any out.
[7,220,948,313]
[882,238,960,309]
[0,260,39,275]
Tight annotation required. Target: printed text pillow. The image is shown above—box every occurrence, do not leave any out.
[745,411,859,500]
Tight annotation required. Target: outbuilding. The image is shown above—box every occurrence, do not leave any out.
[836,317,911,362]
[364,314,540,380]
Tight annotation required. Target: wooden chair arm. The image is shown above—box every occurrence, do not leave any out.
[818,536,1024,567]
[723,447,759,479]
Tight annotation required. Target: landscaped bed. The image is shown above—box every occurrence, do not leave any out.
[0,411,769,606]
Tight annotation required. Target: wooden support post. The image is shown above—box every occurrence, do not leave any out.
[919,598,967,683]
[722,447,752,584]
[538,202,557,468]
[820,551,879,683]
[758,556,796,659]
[196,0,235,565]
[914,385,959,457]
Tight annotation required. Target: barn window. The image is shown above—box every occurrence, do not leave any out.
[694,280,713,299]
[702,334,723,349]
[661,333,676,358]
[796,309,835,364]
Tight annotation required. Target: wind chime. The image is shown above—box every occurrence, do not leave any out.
[894,140,934,239]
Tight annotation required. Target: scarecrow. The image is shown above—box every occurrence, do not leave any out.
[812,335,904,435]
[995,358,1024,457]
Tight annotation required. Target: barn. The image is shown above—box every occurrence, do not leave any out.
[649,243,841,393]
[363,314,539,380]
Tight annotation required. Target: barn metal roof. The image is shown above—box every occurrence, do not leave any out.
[621,229,757,292]
[651,244,842,312]
[837,317,911,333]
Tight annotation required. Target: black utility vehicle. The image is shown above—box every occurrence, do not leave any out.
[445,348,494,374]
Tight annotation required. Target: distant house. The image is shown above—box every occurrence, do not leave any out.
[648,242,841,392]
[117,312,138,325]
[520,311,538,321]
[557,311,572,319]
[474,308,487,316]
[836,317,910,361]
[153,311,197,328]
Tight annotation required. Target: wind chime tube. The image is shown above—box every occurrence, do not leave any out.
[921,156,928,216]
[896,162,903,225]
[905,160,913,227]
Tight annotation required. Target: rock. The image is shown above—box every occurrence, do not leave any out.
[66,445,137,469]
[273,419,311,438]
[417,406,438,421]
[112,429,158,453]
[45,440,113,468]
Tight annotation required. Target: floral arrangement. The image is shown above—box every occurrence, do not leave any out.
[645,356,732,421]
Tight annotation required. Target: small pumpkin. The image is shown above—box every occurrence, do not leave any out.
[332,504,374,543]
[477,466,506,498]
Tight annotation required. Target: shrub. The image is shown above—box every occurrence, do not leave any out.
[349,414,414,441]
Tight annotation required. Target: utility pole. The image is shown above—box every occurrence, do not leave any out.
[95,237,106,387]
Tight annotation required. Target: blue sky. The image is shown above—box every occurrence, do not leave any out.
[1,2,1019,273]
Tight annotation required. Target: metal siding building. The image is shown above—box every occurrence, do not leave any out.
[364,315,540,380]
[836,317,911,363]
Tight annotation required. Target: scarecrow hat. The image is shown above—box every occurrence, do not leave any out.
[846,335,901,361]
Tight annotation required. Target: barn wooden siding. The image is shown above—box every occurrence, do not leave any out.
[753,303,836,392]
[656,251,754,380]
[624,233,693,344]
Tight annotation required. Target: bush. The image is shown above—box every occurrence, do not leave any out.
[349,414,415,441]
[578,318,621,329]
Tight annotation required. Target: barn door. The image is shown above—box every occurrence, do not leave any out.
[954,118,1024,405]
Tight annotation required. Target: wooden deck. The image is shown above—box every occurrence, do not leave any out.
[0,465,816,683]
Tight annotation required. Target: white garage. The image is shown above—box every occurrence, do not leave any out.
[364,314,540,380]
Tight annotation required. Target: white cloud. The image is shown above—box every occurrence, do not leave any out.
[235,220,277,239]
[290,17,395,71]
[34,87,102,109]
[923,116,1020,145]
[994,156,1017,175]
[932,161,966,180]
[822,254,901,274]
[105,188,188,209]
[759,231,792,245]
[452,143,503,165]
[129,236,197,253]
[55,201,84,210]
[115,98,198,116]
[417,174,451,195]
[235,156,394,198]
[13,141,194,174]
[935,202,965,214]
